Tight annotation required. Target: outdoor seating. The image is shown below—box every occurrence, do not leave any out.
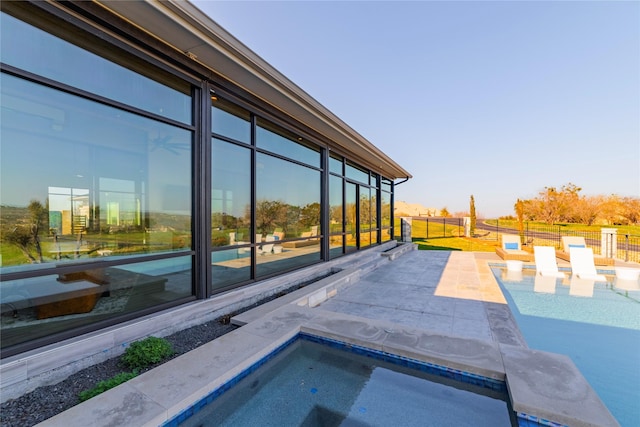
[258,234,275,255]
[495,234,533,261]
[556,236,614,266]
[281,228,320,249]
[569,247,606,282]
[533,246,566,278]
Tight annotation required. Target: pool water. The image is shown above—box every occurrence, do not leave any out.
[493,267,640,427]
[173,335,515,426]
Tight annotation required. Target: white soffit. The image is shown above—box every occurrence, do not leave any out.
[96,0,411,180]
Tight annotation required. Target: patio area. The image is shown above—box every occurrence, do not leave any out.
[36,247,620,427]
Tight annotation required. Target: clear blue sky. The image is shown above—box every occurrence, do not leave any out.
[193,0,640,218]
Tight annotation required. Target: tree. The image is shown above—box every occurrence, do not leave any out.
[469,195,476,236]
[440,207,450,218]
[514,199,525,244]
[2,200,48,263]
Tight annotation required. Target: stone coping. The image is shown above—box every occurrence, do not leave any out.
[37,303,618,427]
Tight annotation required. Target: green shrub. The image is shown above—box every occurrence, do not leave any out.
[78,371,138,402]
[121,336,174,370]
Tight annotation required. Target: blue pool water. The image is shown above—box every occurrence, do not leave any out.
[493,267,640,427]
[169,334,515,427]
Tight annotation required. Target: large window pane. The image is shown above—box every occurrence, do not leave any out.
[360,187,372,248]
[0,73,192,272]
[211,248,250,291]
[255,153,321,276]
[211,139,251,247]
[211,99,250,144]
[381,191,392,242]
[345,182,357,251]
[329,175,343,258]
[256,119,320,167]
[0,256,192,350]
[0,12,191,124]
[346,162,369,185]
[329,155,343,175]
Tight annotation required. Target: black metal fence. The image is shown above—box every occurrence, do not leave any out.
[397,217,640,264]
[482,220,640,264]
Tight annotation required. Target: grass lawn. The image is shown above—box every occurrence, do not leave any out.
[485,219,640,235]
[412,236,498,252]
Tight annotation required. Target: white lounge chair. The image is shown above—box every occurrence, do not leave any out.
[569,247,606,282]
[556,236,614,266]
[495,234,533,261]
[533,246,566,278]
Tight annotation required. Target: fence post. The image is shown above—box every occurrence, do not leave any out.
[495,219,499,240]
[601,228,617,258]
[401,217,412,243]
[426,218,429,239]
[625,234,629,262]
[443,218,446,237]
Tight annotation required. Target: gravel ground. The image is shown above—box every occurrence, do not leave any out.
[0,275,329,427]
[1,318,238,427]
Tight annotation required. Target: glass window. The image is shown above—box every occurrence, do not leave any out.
[346,162,369,185]
[255,153,321,276]
[256,119,320,167]
[211,248,250,291]
[211,99,250,144]
[0,12,192,124]
[381,178,392,193]
[329,175,344,258]
[0,255,192,350]
[211,139,251,247]
[381,191,391,242]
[329,155,343,175]
[359,187,372,248]
[1,73,193,273]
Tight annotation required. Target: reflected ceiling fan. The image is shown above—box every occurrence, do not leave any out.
[149,135,190,155]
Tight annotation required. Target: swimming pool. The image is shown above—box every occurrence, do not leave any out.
[493,267,640,427]
[166,334,516,426]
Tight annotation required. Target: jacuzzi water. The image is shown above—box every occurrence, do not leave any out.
[170,335,515,426]
[493,267,640,427]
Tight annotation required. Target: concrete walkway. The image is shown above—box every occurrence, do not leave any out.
[37,248,620,427]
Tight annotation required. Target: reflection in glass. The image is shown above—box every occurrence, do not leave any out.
[211,140,251,248]
[255,153,321,276]
[256,119,319,167]
[346,162,369,184]
[329,155,343,175]
[256,239,321,278]
[0,256,192,350]
[329,175,344,258]
[381,178,392,193]
[1,12,191,124]
[256,153,320,238]
[211,248,251,291]
[345,182,357,251]
[211,99,250,144]
[0,73,192,272]
[360,187,372,248]
[381,191,391,242]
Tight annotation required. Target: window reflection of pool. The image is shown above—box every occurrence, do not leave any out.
[493,266,640,427]
[168,335,516,427]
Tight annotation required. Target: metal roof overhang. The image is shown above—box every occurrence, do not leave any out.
[95,0,411,181]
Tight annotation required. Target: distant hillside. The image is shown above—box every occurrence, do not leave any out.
[394,201,439,217]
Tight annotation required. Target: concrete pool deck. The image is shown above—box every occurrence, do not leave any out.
[37,248,620,427]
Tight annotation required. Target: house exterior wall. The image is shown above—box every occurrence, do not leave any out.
[0,1,407,359]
